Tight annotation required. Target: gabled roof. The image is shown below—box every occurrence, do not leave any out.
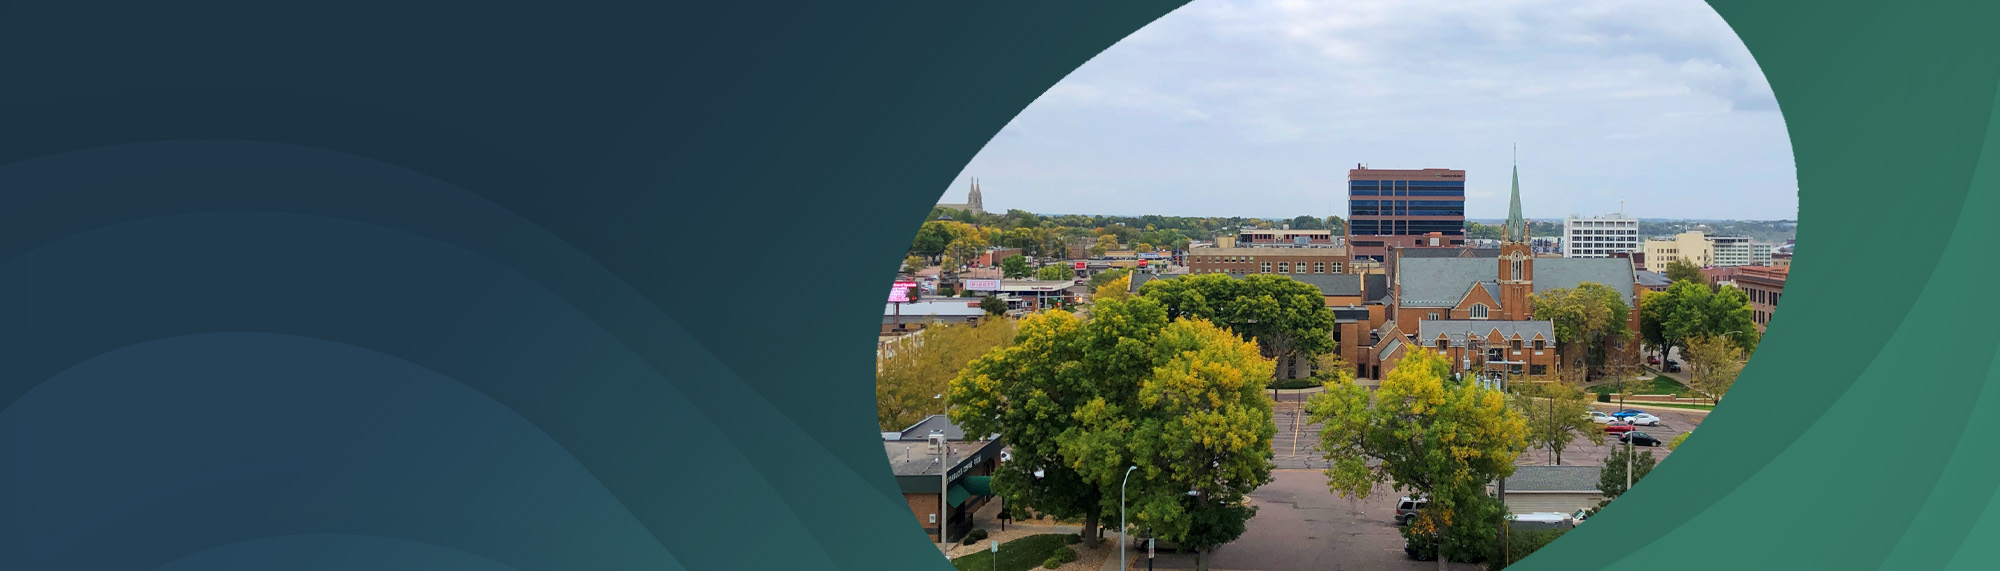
[1503,465,1602,492]
[1364,273,1391,303]
[1417,320,1555,348]
[1395,257,1637,307]
[893,414,968,441]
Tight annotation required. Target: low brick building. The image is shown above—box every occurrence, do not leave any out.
[884,416,1004,543]
[1187,247,1348,276]
[1731,266,1787,333]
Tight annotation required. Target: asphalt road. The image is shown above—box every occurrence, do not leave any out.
[1133,471,1480,570]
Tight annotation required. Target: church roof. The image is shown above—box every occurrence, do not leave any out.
[1396,257,1637,307]
[1418,320,1555,347]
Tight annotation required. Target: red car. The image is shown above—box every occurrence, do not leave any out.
[1603,421,1636,435]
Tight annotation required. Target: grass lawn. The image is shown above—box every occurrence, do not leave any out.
[952,534,1072,571]
[1590,375,1691,396]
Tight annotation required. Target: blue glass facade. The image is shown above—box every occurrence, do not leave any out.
[1347,178,1465,235]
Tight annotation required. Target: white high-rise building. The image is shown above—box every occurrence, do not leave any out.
[1750,242,1775,266]
[1561,213,1640,258]
[1712,236,1754,267]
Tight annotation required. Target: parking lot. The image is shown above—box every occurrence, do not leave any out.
[1271,394,1329,470]
[1517,404,1704,466]
[1136,471,1479,570]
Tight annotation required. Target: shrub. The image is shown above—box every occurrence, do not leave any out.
[1596,392,1611,403]
[962,528,989,545]
[1492,528,1569,570]
[1267,378,1320,390]
[1041,557,1062,569]
[1065,533,1082,545]
[1051,547,1078,564]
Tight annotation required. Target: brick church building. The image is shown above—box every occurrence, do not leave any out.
[1362,161,1642,384]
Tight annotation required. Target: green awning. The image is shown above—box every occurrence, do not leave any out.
[946,483,972,507]
[963,475,994,497]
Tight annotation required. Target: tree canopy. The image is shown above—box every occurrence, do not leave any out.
[1093,275,1131,304]
[1035,264,1076,282]
[1000,254,1031,279]
[949,299,1276,555]
[1138,273,1337,378]
[1663,258,1704,284]
[1515,382,1604,465]
[1640,280,1759,360]
[1306,347,1528,569]
[1530,282,1632,371]
[1684,334,1745,403]
[1063,314,1276,569]
[876,321,1015,431]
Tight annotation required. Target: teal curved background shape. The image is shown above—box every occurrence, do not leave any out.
[0,1,1995,570]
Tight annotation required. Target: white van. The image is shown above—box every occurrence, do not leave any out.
[1506,512,1577,532]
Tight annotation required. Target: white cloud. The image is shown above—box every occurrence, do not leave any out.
[947,0,1797,220]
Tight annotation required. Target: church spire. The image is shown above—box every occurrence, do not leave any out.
[1504,149,1526,244]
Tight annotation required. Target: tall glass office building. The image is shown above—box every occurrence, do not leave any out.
[1346,166,1466,262]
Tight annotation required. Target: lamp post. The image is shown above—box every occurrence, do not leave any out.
[1121,466,1139,571]
[935,392,950,551]
[938,432,951,551]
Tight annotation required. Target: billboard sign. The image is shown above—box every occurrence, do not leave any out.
[1073,261,1086,270]
[889,281,918,303]
[964,279,1001,292]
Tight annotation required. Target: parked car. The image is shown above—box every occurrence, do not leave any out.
[1586,411,1614,424]
[1626,413,1663,426]
[1646,356,1660,366]
[1603,421,1636,435]
[1395,496,1428,525]
[1507,512,1578,532]
[1664,360,1682,373]
[1622,431,1664,447]
[1611,409,1646,419]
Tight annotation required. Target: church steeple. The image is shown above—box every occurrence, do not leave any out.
[1504,150,1526,244]
[968,177,984,214]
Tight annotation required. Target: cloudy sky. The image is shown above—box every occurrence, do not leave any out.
[939,0,1798,221]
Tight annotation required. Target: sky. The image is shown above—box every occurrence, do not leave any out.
[937,0,1799,221]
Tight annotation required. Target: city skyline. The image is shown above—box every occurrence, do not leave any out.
[936,0,1799,221]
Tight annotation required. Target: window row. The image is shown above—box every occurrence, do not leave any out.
[1195,262,1344,275]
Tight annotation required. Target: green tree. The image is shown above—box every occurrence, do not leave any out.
[1093,275,1131,304]
[1035,264,1076,281]
[1643,280,1759,362]
[1667,431,1690,450]
[1064,315,1276,571]
[949,302,1167,546]
[903,254,924,274]
[910,220,963,259]
[1683,334,1745,403]
[1000,254,1032,279]
[1464,221,1503,241]
[979,295,1008,316]
[1086,268,1129,293]
[1514,382,1604,465]
[876,320,1015,431]
[1598,445,1657,502]
[1530,282,1632,374]
[1663,258,1704,285]
[1306,347,1529,570]
[1139,273,1337,380]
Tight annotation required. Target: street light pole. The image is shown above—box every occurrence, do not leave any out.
[1122,466,1139,571]
[940,437,951,551]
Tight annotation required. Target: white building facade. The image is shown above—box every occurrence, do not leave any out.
[1561,214,1640,258]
